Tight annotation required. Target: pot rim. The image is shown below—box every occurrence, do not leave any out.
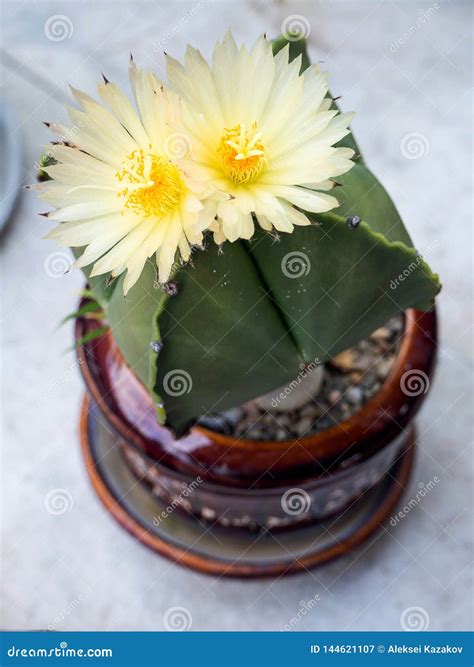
[76,306,437,466]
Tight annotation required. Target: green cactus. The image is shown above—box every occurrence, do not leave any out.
[55,36,440,435]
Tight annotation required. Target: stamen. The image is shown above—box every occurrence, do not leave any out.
[115,150,185,217]
[218,122,265,185]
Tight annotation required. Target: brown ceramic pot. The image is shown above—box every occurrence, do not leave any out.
[76,307,437,533]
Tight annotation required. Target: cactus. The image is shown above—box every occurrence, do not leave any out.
[41,35,440,435]
[72,37,440,435]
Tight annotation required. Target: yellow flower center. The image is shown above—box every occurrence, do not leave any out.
[217,123,265,185]
[116,149,185,217]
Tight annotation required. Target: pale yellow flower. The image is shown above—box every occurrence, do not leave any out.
[37,62,213,293]
[166,31,355,243]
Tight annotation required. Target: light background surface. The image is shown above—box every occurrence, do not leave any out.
[1,0,472,631]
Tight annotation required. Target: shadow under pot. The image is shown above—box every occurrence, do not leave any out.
[76,307,437,571]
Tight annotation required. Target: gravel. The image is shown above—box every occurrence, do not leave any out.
[196,315,404,440]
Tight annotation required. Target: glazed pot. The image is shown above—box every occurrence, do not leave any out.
[76,307,437,533]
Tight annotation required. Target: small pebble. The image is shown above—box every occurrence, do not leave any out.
[345,386,363,405]
[301,403,321,418]
[261,413,275,426]
[370,327,390,341]
[274,413,290,428]
[376,358,394,380]
[296,416,313,436]
[329,389,342,403]
[221,407,242,425]
[330,350,356,371]
[361,371,377,388]
[354,354,372,372]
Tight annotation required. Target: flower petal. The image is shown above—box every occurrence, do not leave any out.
[267,185,339,213]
